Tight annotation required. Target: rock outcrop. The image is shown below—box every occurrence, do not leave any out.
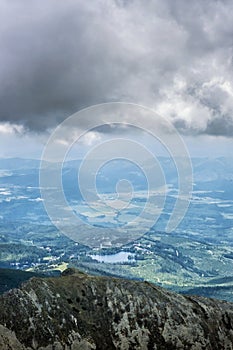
[0,268,233,349]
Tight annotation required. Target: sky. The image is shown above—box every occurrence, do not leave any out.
[0,0,233,158]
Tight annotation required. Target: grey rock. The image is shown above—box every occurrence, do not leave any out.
[0,269,233,349]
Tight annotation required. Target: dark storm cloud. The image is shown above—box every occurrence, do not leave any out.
[0,0,233,136]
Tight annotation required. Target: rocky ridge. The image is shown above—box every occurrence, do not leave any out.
[0,268,233,349]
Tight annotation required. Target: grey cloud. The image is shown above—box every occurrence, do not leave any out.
[0,0,233,136]
[205,115,233,137]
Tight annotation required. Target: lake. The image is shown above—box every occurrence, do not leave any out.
[90,251,135,263]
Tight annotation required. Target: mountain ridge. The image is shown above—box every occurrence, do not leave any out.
[0,268,233,349]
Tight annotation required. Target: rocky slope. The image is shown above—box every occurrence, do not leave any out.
[0,268,233,349]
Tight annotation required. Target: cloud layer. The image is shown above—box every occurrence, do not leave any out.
[0,0,233,136]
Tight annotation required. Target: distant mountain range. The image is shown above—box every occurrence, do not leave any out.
[1,156,233,180]
[0,156,233,200]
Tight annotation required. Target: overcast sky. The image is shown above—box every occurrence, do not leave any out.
[0,0,233,158]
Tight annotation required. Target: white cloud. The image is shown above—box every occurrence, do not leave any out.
[0,123,24,134]
[81,132,102,146]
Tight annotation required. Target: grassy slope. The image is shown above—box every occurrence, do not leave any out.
[0,268,45,294]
